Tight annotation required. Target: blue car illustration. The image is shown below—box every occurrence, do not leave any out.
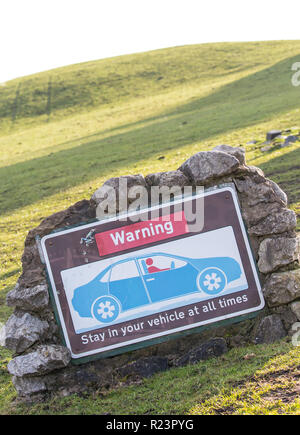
[71,253,242,324]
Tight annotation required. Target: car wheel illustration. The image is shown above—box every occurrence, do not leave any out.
[197,267,227,295]
[91,295,120,323]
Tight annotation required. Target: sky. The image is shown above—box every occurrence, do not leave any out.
[1,0,300,83]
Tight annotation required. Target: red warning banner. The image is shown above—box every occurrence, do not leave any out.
[95,211,188,256]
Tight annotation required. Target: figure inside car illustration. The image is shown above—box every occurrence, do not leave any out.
[145,257,170,274]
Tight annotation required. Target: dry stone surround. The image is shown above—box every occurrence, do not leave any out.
[1,144,299,401]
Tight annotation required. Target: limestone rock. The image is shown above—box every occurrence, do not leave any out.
[254,315,286,344]
[44,366,101,396]
[248,234,260,260]
[6,282,49,312]
[290,301,300,321]
[234,176,287,208]
[248,208,297,236]
[270,305,298,331]
[91,174,148,216]
[267,180,288,206]
[12,376,47,397]
[283,135,299,146]
[179,151,240,184]
[235,171,289,232]
[144,170,191,206]
[241,165,265,179]
[258,237,299,273]
[212,144,246,165]
[1,312,49,354]
[175,338,228,366]
[0,324,6,347]
[18,244,45,288]
[145,170,190,188]
[7,345,71,377]
[266,130,282,141]
[241,202,283,228]
[117,356,168,380]
[263,269,300,307]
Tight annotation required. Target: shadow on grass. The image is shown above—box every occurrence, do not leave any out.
[1,54,300,215]
[0,268,21,282]
[259,146,300,205]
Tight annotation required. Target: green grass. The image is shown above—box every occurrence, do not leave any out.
[1,341,299,415]
[0,40,300,414]
[190,343,300,415]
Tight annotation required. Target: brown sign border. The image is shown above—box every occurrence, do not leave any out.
[41,186,264,362]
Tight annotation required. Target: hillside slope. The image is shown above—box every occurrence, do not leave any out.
[0,40,300,414]
[1,40,299,134]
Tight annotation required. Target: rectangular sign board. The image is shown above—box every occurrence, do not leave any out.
[41,186,264,362]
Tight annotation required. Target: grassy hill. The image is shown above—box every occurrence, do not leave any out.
[0,40,300,415]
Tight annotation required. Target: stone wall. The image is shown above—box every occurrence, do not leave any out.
[1,145,299,401]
